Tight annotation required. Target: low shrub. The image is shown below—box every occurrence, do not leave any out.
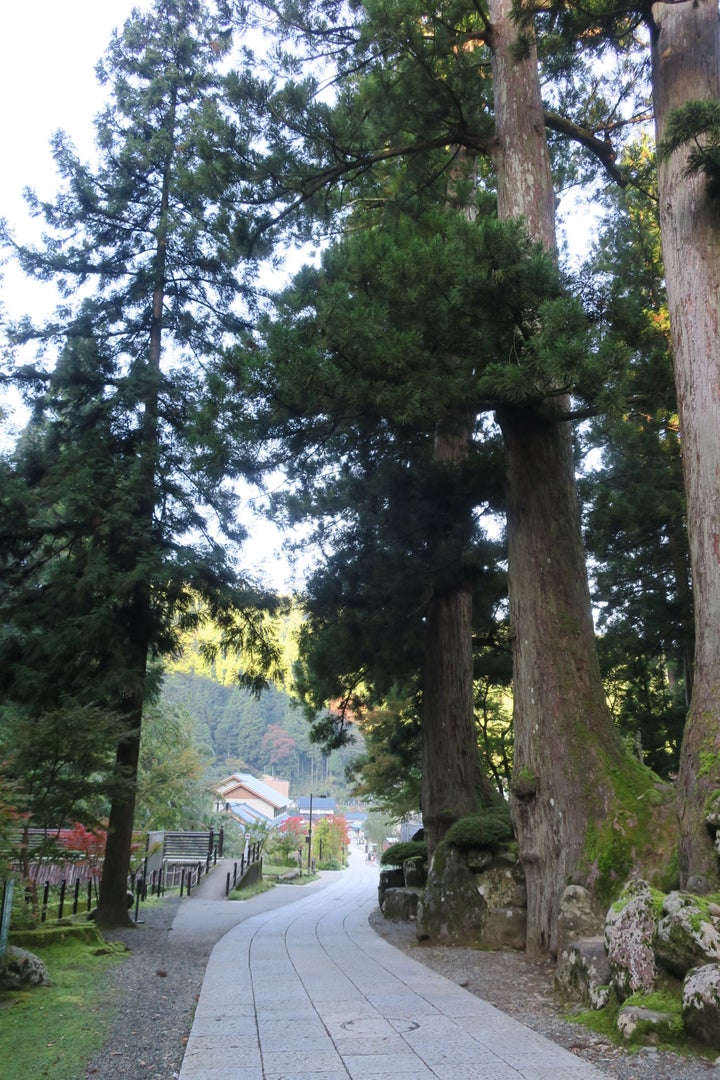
[379,841,427,867]
[445,806,514,850]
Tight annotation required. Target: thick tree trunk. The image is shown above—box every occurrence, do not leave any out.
[420,413,498,855]
[498,405,630,950]
[95,718,142,929]
[489,0,556,254]
[421,587,482,855]
[95,611,150,928]
[489,0,661,951]
[651,0,720,886]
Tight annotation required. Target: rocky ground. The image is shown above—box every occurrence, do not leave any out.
[85,890,720,1080]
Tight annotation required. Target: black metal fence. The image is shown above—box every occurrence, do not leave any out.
[224,841,263,896]
[3,826,231,928]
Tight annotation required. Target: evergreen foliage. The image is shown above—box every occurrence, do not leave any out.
[160,666,359,793]
[657,100,720,193]
[0,0,281,924]
[134,700,211,831]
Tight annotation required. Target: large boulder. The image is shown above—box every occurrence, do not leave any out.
[403,857,426,888]
[604,879,657,1001]
[682,963,720,1048]
[653,891,720,978]
[378,868,404,909]
[473,852,526,949]
[416,843,488,944]
[616,1004,679,1046]
[475,850,526,910]
[555,936,612,1009]
[0,946,50,991]
[556,885,606,959]
[382,887,422,922]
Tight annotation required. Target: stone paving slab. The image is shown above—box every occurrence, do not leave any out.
[179,849,609,1080]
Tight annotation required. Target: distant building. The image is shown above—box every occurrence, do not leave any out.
[294,795,336,821]
[213,773,291,831]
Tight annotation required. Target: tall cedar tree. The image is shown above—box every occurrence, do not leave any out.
[651,0,720,887]
[254,0,671,949]
[0,0,280,926]
[487,0,655,952]
[580,142,692,778]
[248,208,519,843]
[537,0,720,890]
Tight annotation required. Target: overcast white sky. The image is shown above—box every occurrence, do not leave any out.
[0,4,153,229]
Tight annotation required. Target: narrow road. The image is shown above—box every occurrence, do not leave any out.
[179,847,608,1079]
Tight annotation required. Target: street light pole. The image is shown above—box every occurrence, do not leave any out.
[307,792,313,871]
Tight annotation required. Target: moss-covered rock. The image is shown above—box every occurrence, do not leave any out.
[476,852,525,910]
[616,1003,682,1045]
[556,885,606,959]
[402,856,426,887]
[555,936,612,1009]
[481,906,526,950]
[378,867,404,909]
[383,887,422,922]
[653,891,720,978]
[416,842,488,944]
[0,945,50,991]
[683,963,720,1048]
[604,879,658,1000]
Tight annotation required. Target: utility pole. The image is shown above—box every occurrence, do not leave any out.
[307,793,313,871]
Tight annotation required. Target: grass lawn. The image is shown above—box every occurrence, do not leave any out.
[0,935,127,1079]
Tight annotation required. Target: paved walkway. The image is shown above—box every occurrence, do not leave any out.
[177,848,609,1080]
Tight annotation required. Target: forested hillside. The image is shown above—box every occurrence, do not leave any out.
[160,668,359,794]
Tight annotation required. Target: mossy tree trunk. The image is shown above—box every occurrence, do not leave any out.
[498,404,643,948]
[650,0,720,888]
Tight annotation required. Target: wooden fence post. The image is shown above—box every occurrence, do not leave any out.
[0,881,14,961]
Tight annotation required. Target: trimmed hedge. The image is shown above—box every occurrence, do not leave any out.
[379,841,427,867]
[444,806,514,850]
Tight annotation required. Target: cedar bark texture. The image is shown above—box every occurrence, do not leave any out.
[651,0,720,886]
[490,0,642,951]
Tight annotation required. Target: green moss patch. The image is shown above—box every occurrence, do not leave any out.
[9,923,106,950]
[581,757,678,904]
[0,935,126,1079]
[569,982,714,1060]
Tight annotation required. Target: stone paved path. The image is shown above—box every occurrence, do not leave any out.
[178,848,609,1080]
